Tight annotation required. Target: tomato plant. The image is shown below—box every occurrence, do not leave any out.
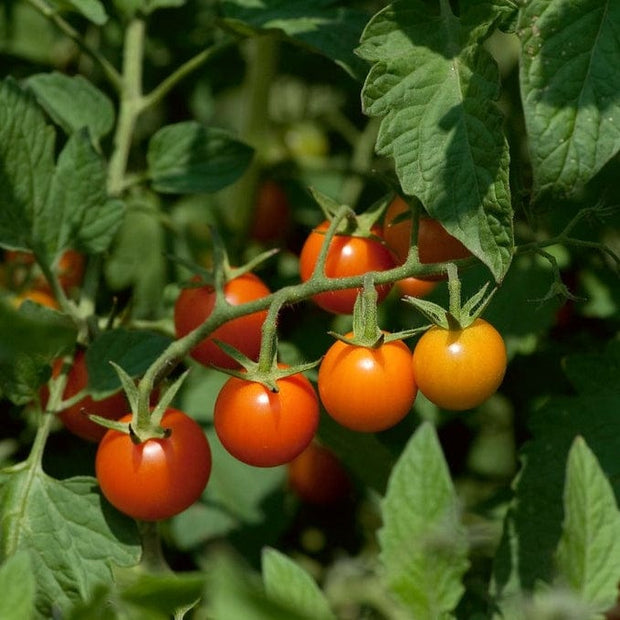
[5,249,85,293]
[95,408,212,521]
[411,318,507,411]
[42,350,130,442]
[13,288,59,309]
[383,196,471,278]
[214,371,319,467]
[174,273,270,369]
[395,276,437,299]
[299,221,397,314]
[318,333,417,432]
[287,440,351,505]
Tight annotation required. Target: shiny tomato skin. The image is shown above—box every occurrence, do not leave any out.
[299,221,397,314]
[43,350,130,442]
[412,318,507,411]
[396,276,437,299]
[214,372,319,467]
[318,334,417,432]
[95,408,212,521]
[287,441,351,505]
[383,196,471,279]
[174,273,270,369]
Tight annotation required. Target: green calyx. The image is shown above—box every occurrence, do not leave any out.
[403,263,497,331]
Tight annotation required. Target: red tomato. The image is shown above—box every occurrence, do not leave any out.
[383,196,471,279]
[251,180,291,243]
[318,333,417,432]
[214,371,319,467]
[174,273,270,369]
[288,441,351,505]
[412,318,507,410]
[299,221,397,314]
[42,350,130,442]
[96,408,212,521]
[5,249,85,292]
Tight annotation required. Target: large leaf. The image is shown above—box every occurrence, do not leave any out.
[379,422,469,617]
[519,0,620,198]
[147,122,254,194]
[27,72,115,141]
[43,129,124,255]
[555,437,620,613]
[0,552,36,620]
[492,340,620,607]
[262,548,335,620]
[0,471,140,619]
[0,78,124,260]
[220,0,369,81]
[0,78,55,250]
[358,0,513,282]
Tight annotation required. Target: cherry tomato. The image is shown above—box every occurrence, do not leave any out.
[5,249,85,292]
[14,289,59,310]
[251,180,291,243]
[412,318,507,411]
[299,221,397,314]
[318,333,417,432]
[174,272,270,369]
[383,196,471,279]
[287,441,351,505]
[96,408,212,521]
[42,350,130,442]
[214,371,319,467]
[396,276,437,299]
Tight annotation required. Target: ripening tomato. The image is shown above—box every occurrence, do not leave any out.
[42,350,130,442]
[412,318,507,411]
[214,371,319,467]
[396,276,437,299]
[288,441,351,505]
[96,408,212,521]
[383,196,471,279]
[5,249,85,292]
[299,221,397,314]
[174,273,270,369]
[318,333,417,432]
[250,180,291,243]
[14,289,59,310]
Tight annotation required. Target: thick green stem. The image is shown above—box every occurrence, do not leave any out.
[107,18,146,196]
[138,520,171,573]
[224,35,279,240]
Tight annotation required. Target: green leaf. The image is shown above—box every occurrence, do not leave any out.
[104,197,167,319]
[555,437,620,613]
[63,0,108,25]
[0,552,36,620]
[220,0,369,81]
[518,0,620,198]
[0,471,140,619]
[0,79,124,259]
[147,122,254,194]
[85,328,173,397]
[44,129,124,256]
[0,77,55,251]
[27,72,115,140]
[262,548,336,620]
[492,341,620,603]
[379,422,469,617]
[206,551,313,620]
[358,0,513,282]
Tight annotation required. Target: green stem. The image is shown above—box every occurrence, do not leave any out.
[25,0,122,90]
[138,520,171,573]
[142,39,234,110]
[224,34,279,241]
[256,293,286,376]
[107,18,146,197]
